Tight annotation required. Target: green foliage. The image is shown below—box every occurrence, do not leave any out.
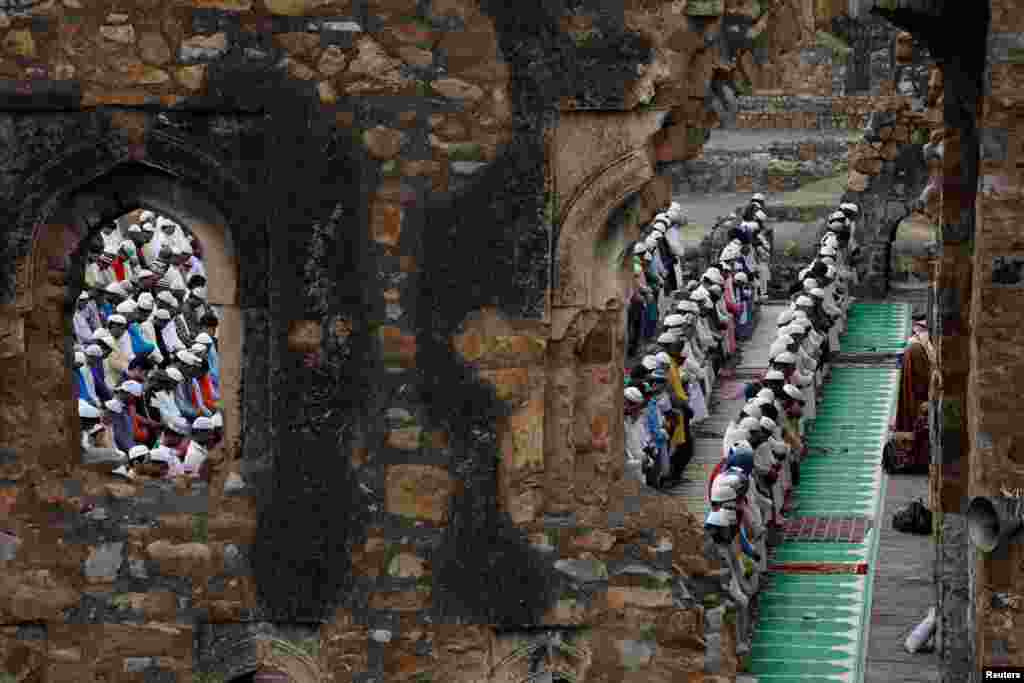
[639,623,657,641]
[767,159,801,176]
[639,575,667,590]
[751,29,770,51]
[783,240,800,259]
[297,637,320,659]
[723,606,737,625]
[735,79,753,96]
[816,30,852,63]
[686,126,707,146]
[383,543,400,573]
[416,80,434,98]
[191,513,208,543]
[381,160,399,176]
[448,143,483,162]
[413,673,434,683]
[703,592,721,607]
[544,191,561,226]
[572,29,600,48]
[416,574,432,591]
[739,654,753,672]
[271,638,319,662]
[192,674,225,683]
[0,673,18,683]
[110,594,133,610]
[911,128,929,145]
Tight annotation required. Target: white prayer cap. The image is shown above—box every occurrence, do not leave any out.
[624,387,644,404]
[826,265,837,279]
[633,242,648,254]
[777,309,794,325]
[783,384,805,401]
[167,416,191,435]
[127,223,142,233]
[107,314,127,325]
[654,351,672,367]
[707,283,722,295]
[693,286,710,300]
[192,416,214,431]
[791,309,810,321]
[703,269,724,285]
[774,334,795,347]
[810,288,826,299]
[104,398,123,414]
[771,438,789,455]
[760,416,777,432]
[115,300,137,314]
[773,351,797,364]
[78,291,91,301]
[85,344,104,357]
[641,355,658,370]
[755,209,767,222]
[195,333,214,345]
[191,343,207,355]
[657,332,681,345]
[92,328,110,341]
[129,445,150,459]
[105,282,125,294]
[795,295,814,307]
[734,272,749,283]
[663,314,686,327]
[706,507,738,527]
[210,412,223,428]
[742,402,762,419]
[74,351,86,365]
[820,245,838,256]
[829,211,846,221]
[180,241,194,255]
[802,278,818,291]
[165,367,185,383]
[740,221,759,232]
[157,291,178,306]
[139,210,155,222]
[765,369,786,381]
[676,300,699,314]
[79,399,100,418]
[177,350,201,366]
[840,202,859,212]
[739,416,761,432]
[117,380,144,397]
[135,269,156,279]
[756,388,776,403]
[137,293,155,309]
[154,309,171,320]
[680,313,697,325]
[141,221,155,231]
[751,193,766,202]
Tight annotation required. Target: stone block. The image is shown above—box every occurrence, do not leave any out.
[364,126,405,160]
[386,427,422,451]
[503,398,544,471]
[265,0,340,14]
[385,464,454,523]
[287,319,321,353]
[0,311,24,358]
[571,528,617,552]
[686,0,724,16]
[378,325,417,368]
[179,32,229,62]
[607,586,674,609]
[387,552,426,578]
[145,541,214,576]
[371,201,403,247]
[479,367,529,403]
[84,542,124,583]
[853,156,883,175]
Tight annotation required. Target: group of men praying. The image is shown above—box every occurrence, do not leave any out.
[621,193,863,607]
[72,209,223,481]
[623,194,776,490]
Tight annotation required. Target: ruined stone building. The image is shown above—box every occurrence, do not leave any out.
[0,0,1019,680]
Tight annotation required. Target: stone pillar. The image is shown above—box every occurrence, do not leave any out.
[543,334,578,515]
[859,237,892,298]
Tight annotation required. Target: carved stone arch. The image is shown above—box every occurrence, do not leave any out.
[0,129,261,472]
[551,149,654,342]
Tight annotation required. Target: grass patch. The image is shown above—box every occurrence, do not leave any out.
[572,29,600,48]
[767,159,801,176]
[544,190,561,226]
[191,513,208,543]
[415,80,434,98]
[447,143,483,162]
[639,575,668,590]
[192,674,225,683]
[383,543,400,574]
[735,79,753,96]
[723,606,737,625]
[687,126,707,146]
[816,30,852,63]
[416,575,432,591]
[413,674,434,683]
[639,624,657,641]
[110,594,133,610]
[702,592,721,607]
[911,127,929,145]
[774,173,848,207]
[381,160,399,177]
[739,653,752,672]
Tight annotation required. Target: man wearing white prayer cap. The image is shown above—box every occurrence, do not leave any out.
[183,416,214,479]
[624,386,651,483]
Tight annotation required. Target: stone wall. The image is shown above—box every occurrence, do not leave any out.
[0,0,847,680]
[668,136,850,195]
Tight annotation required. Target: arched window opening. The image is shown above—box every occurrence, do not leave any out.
[74,207,225,483]
[888,211,936,291]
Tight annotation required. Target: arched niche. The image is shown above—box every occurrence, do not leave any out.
[542,151,669,518]
[2,159,247,476]
[194,622,321,683]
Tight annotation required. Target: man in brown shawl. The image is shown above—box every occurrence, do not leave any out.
[892,314,935,470]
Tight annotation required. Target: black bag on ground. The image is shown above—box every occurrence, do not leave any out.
[892,497,932,535]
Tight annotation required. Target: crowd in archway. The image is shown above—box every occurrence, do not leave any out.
[72,210,223,481]
[622,194,862,613]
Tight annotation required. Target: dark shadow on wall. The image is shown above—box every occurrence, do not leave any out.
[415,0,654,626]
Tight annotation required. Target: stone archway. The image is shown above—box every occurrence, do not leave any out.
[0,158,246,485]
[543,146,669,519]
